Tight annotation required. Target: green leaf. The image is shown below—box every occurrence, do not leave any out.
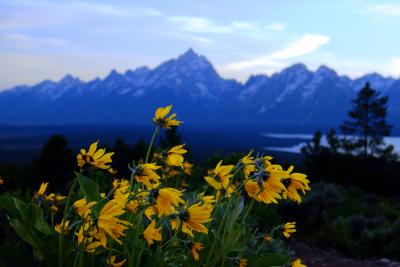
[0,196,28,220]
[78,174,101,202]
[0,196,55,262]
[0,196,52,235]
[9,218,35,246]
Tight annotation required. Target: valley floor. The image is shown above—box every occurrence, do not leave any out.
[289,240,400,267]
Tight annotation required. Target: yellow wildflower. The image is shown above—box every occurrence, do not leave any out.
[262,155,274,166]
[163,165,180,177]
[153,187,185,217]
[244,166,287,204]
[197,193,216,205]
[241,151,255,178]
[77,141,114,171]
[292,258,307,267]
[144,205,156,219]
[239,258,248,267]
[172,202,213,237]
[107,256,126,267]
[134,163,161,189]
[55,219,69,234]
[97,199,132,245]
[45,193,66,202]
[143,220,162,245]
[215,184,236,200]
[75,221,102,252]
[37,182,48,195]
[191,242,203,261]
[282,166,310,203]
[166,144,187,168]
[126,199,140,213]
[152,105,182,129]
[0,176,4,184]
[50,205,59,212]
[113,179,131,201]
[263,234,272,241]
[33,182,50,203]
[282,222,296,238]
[73,198,97,217]
[204,161,234,191]
[183,161,193,175]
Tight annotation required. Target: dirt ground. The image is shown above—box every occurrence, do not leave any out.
[288,240,400,267]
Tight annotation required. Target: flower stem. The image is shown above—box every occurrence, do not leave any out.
[145,126,159,163]
[59,176,79,267]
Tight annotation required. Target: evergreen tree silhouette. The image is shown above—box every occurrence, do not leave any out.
[132,138,148,163]
[112,138,133,177]
[301,130,323,158]
[160,126,182,149]
[340,82,393,158]
[326,128,340,154]
[33,135,74,190]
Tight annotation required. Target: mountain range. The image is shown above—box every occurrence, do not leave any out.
[1,49,399,131]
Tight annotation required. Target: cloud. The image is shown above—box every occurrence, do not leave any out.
[270,34,330,59]
[226,57,284,72]
[266,22,286,31]
[226,34,330,70]
[168,16,232,34]
[67,1,162,17]
[389,58,400,76]
[231,21,256,30]
[1,33,68,47]
[369,4,400,16]
[168,16,286,37]
[0,0,163,31]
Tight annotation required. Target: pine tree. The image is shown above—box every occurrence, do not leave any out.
[327,128,340,154]
[160,126,182,149]
[33,135,74,190]
[301,130,323,158]
[340,82,392,157]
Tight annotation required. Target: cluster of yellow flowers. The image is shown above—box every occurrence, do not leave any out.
[204,152,310,205]
[29,105,310,267]
[33,182,66,212]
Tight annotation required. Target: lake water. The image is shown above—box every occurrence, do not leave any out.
[0,125,304,164]
[263,133,400,154]
[2,125,397,165]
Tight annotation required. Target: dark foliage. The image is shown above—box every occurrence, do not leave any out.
[32,135,74,191]
[282,182,400,259]
[302,130,400,198]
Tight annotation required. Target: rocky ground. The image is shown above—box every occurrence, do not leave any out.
[289,240,400,267]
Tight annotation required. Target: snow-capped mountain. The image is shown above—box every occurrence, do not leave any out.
[0,49,399,130]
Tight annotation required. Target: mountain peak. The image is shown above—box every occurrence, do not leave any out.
[59,74,81,86]
[362,72,384,80]
[176,48,205,63]
[315,65,337,77]
[154,48,216,76]
[277,63,311,81]
[105,69,122,80]
[183,47,197,56]
[281,63,309,74]
[60,74,79,82]
[109,69,119,75]
[125,66,150,76]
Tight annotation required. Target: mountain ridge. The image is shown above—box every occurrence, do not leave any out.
[0,49,399,130]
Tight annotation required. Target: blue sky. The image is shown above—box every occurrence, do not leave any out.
[1,0,400,89]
